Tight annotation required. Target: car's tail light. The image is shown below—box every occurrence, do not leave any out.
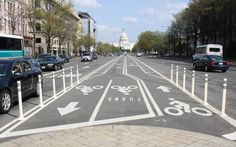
[226,61,230,65]
[210,60,215,65]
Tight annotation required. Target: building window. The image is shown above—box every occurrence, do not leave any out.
[35,0,41,8]
[36,38,41,43]
[35,23,41,31]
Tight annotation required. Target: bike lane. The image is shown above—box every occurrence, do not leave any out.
[127,56,236,137]
[0,58,121,138]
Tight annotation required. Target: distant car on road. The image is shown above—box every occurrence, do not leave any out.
[92,51,98,60]
[136,52,142,57]
[193,55,229,72]
[0,58,42,114]
[81,52,93,62]
[38,56,64,71]
[59,54,70,63]
[37,53,53,59]
[24,57,41,68]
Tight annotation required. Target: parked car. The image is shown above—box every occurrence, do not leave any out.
[193,55,229,72]
[37,53,53,59]
[24,57,41,68]
[38,56,64,71]
[81,52,93,62]
[0,58,42,114]
[59,54,70,63]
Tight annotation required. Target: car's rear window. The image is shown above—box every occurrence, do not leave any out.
[0,63,8,77]
[209,55,223,61]
[209,48,220,52]
[43,57,55,61]
[83,53,91,56]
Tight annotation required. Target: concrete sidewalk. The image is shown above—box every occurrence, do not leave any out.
[0,125,235,147]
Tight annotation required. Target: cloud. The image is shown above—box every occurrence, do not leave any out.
[121,17,138,23]
[71,0,101,9]
[97,25,122,43]
[139,1,188,22]
[139,7,172,22]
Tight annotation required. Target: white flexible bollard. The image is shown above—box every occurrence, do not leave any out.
[171,64,173,82]
[191,70,195,96]
[76,65,79,83]
[204,74,208,105]
[62,68,66,92]
[52,72,56,98]
[38,75,43,107]
[183,68,186,90]
[70,66,73,87]
[176,65,179,85]
[17,81,24,120]
[221,78,227,116]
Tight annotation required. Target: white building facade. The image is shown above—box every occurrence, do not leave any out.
[0,0,33,56]
[78,11,97,52]
[119,30,134,51]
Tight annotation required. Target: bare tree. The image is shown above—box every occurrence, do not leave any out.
[2,0,26,35]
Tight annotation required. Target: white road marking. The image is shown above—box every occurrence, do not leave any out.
[57,102,80,116]
[0,58,119,137]
[83,66,90,69]
[89,80,113,122]
[222,132,236,140]
[1,114,154,139]
[123,56,160,116]
[133,57,236,127]
[156,86,171,93]
[140,80,164,116]
[87,57,120,80]
[136,80,155,116]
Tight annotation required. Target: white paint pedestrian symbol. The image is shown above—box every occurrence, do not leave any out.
[76,85,103,95]
[164,98,212,116]
[111,85,137,95]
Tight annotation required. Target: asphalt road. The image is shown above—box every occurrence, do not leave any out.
[0,55,235,141]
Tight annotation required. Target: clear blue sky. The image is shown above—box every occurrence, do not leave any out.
[71,0,189,44]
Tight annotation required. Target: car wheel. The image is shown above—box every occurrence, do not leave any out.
[193,64,196,70]
[34,81,40,97]
[204,65,208,72]
[222,69,226,73]
[54,65,58,71]
[0,90,11,114]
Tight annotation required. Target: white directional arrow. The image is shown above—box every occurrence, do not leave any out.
[83,66,90,69]
[57,102,80,116]
[156,86,171,93]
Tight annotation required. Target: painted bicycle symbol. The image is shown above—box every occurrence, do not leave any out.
[111,85,138,95]
[76,85,104,95]
[164,98,212,116]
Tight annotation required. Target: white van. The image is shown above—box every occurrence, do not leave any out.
[193,44,223,61]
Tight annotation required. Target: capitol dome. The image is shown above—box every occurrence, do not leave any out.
[119,29,134,51]
[120,31,129,43]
